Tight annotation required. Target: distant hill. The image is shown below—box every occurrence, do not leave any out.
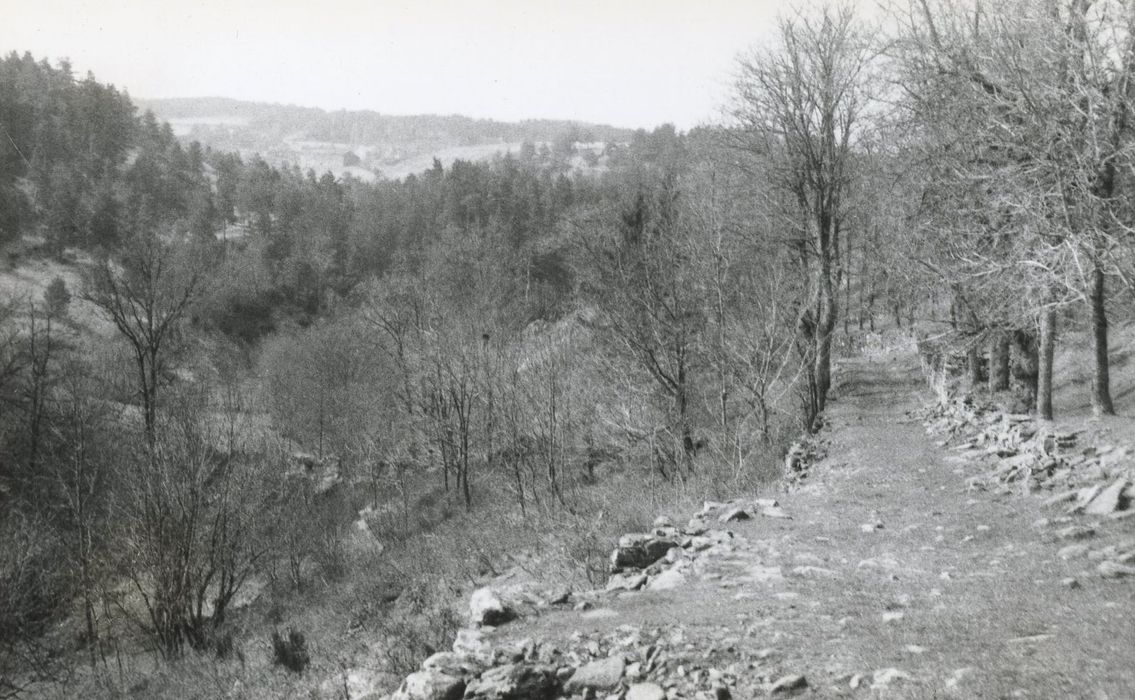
[138,97,635,181]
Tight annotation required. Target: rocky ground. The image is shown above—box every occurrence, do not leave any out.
[376,356,1135,700]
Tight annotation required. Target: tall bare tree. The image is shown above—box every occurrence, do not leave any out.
[731,4,876,429]
[83,221,209,440]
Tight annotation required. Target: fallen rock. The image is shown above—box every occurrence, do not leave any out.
[792,565,840,579]
[769,673,808,694]
[392,670,465,700]
[684,517,708,536]
[625,682,667,700]
[469,588,515,627]
[944,667,974,690]
[421,651,483,678]
[1044,489,1080,507]
[647,569,686,591]
[606,572,647,592]
[718,507,751,523]
[452,629,494,665]
[745,564,785,584]
[611,535,678,570]
[871,668,910,688]
[563,656,625,693]
[546,588,571,606]
[1053,525,1096,541]
[1085,478,1130,516]
[1057,543,1090,560]
[1068,484,1104,514]
[463,663,558,700]
[701,500,728,515]
[1098,560,1135,578]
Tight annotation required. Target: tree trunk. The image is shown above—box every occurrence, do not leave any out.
[1011,330,1039,407]
[676,365,695,471]
[989,331,1010,392]
[1090,264,1115,416]
[1037,307,1056,421]
[967,344,982,390]
[814,219,837,419]
[814,331,832,419]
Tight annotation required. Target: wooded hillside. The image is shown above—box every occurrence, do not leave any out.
[2,1,1135,695]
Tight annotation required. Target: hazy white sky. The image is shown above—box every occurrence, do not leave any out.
[2,0,840,129]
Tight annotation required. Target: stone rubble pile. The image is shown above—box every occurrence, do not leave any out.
[380,499,787,700]
[917,398,1135,579]
[384,613,764,700]
[783,438,827,487]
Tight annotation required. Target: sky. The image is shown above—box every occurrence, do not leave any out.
[1,0,839,129]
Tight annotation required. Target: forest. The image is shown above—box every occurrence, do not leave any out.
[2,0,1135,696]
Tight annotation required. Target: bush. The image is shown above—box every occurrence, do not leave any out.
[270,628,310,674]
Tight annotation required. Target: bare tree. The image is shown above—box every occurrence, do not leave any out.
[115,392,275,657]
[83,222,209,441]
[575,177,708,470]
[731,3,876,429]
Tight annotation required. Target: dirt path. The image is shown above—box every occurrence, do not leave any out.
[498,356,1135,698]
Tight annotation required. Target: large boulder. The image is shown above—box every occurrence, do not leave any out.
[610,534,677,570]
[469,587,515,627]
[563,656,625,693]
